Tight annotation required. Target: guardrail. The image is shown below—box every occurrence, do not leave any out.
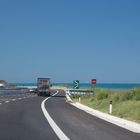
[0,89,29,95]
[65,89,95,95]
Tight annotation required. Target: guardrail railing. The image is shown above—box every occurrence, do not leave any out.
[65,89,95,95]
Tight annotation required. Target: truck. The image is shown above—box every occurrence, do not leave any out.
[37,78,51,96]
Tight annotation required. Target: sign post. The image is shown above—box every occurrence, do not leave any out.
[91,79,97,89]
[73,80,79,89]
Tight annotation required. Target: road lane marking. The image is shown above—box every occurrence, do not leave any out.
[18,98,22,100]
[41,91,70,140]
[0,103,2,105]
[12,99,16,101]
[5,101,9,103]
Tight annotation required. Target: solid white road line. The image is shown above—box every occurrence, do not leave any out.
[41,91,70,140]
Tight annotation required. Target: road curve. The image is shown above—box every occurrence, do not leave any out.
[0,90,140,140]
[45,89,140,140]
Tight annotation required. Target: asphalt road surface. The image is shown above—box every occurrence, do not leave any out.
[0,90,140,140]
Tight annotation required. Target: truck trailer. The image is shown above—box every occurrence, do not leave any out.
[37,78,51,96]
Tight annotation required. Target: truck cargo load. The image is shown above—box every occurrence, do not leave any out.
[37,78,51,96]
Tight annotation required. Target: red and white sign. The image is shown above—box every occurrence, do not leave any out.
[91,79,96,84]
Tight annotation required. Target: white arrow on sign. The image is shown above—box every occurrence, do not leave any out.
[74,80,79,89]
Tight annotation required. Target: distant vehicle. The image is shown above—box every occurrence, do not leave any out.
[0,80,8,89]
[29,89,34,93]
[37,78,51,96]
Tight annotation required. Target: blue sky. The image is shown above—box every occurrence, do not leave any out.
[0,0,140,83]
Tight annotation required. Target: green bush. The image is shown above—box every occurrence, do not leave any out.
[133,94,140,101]
[132,87,140,94]
[113,88,140,102]
[113,94,120,102]
[90,97,95,102]
[83,93,94,98]
[132,88,140,101]
[119,92,134,101]
[57,84,70,88]
[96,90,109,100]
[72,94,81,99]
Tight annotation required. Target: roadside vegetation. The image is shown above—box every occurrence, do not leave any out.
[72,88,140,123]
[56,84,71,88]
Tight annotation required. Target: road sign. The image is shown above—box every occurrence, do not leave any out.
[73,80,79,89]
[91,79,96,85]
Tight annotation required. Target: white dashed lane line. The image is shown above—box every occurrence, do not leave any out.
[5,101,10,103]
[0,94,37,105]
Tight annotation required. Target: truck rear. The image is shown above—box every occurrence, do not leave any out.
[37,78,51,96]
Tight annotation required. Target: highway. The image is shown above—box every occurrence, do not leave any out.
[0,89,140,140]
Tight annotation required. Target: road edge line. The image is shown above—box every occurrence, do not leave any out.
[65,92,140,133]
[41,91,70,140]
[71,102,140,133]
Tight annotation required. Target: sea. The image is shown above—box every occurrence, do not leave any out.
[15,83,140,90]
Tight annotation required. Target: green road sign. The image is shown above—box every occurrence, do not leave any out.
[73,80,79,89]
